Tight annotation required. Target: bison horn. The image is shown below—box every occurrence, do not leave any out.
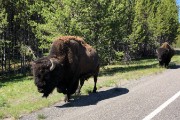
[156,49,158,54]
[50,58,56,71]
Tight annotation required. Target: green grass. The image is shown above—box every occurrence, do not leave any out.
[37,114,47,120]
[1,51,180,119]
[0,76,64,119]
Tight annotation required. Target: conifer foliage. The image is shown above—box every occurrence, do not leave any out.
[0,0,179,75]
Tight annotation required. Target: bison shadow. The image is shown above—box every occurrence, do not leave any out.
[55,87,129,108]
[168,64,180,69]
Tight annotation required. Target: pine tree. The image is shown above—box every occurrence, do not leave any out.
[155,0,178,44]
[129,0,155,57]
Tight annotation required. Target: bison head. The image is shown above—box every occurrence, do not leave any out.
[31,57,63,97]
[156,48,169,66]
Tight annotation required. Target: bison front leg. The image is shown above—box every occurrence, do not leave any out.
[56,87,70,102]
[93,65,99,93]
[64,94,71,102]
[75,78,85,95]
[93,75,97,93]
[65,78,79,102]
[159,61,164,66]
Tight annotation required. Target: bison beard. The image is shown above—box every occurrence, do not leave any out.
[31,36,99,102]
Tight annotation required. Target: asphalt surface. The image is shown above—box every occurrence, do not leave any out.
[20,66,180,120]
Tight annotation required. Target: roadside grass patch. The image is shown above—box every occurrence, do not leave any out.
[37,114,47,120]
[0,96,8,107]
[0,54,180,119]
[0,76,64,119]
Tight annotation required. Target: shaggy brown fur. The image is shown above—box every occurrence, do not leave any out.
[160,42,174,51]
[156,42,175,67]
[56,36,84,42]
[32,36,100,102]
[56,36,92,50]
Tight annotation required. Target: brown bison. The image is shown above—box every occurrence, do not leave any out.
[156,42,175,67]
[31,36,100,102]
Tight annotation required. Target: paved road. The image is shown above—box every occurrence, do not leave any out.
[20,66,180,120]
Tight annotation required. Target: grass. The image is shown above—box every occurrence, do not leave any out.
[0,50,180,119]
[37,114,47,120]
[0,76,64,119]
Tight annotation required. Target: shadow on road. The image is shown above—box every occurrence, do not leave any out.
[168,65,180,69]
[56,87,129,108]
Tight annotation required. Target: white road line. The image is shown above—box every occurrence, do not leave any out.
[142,91,180,120]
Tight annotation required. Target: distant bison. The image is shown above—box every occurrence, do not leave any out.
[31,36,100,102]
[156,42,175,67]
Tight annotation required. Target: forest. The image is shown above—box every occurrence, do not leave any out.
[0,0,179,76]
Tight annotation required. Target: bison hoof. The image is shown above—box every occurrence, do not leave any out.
[64,95,70,102]
[93,87,97,93]
[93,90,97,93]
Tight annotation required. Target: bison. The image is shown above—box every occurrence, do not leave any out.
[31,36,100,102]
[156,42,175,68]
